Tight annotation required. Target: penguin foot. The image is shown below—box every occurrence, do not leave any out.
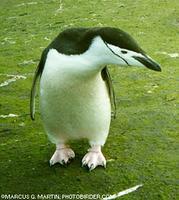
[50,146,75,166]
[82,145,106,171]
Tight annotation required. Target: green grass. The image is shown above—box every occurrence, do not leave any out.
[0,0,179,199]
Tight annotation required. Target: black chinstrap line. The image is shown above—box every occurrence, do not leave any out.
[104,41,131,66]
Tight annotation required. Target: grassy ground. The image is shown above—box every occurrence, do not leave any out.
[0,0,179,199]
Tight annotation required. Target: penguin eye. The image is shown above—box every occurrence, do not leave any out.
[121,50,128,54]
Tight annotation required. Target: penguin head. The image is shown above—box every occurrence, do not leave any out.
[50,27,161,72]
[93,27,162,71]
[104,42,161,71]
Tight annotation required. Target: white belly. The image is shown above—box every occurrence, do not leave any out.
[39,49,111,145]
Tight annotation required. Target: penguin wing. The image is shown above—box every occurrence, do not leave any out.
[101,67,116,118]
[30,49,48,120]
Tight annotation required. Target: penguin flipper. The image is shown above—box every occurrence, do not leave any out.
[101,67,117,118]
[30,49,48,120]
[30,64,40,120]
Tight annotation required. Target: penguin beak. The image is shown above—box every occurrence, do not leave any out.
[133,55,161,72]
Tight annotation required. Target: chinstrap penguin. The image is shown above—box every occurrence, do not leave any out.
[30,27,161,171]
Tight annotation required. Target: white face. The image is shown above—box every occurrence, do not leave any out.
[86,36,146,68]
[105,43,145,67]
[103,39,161,72]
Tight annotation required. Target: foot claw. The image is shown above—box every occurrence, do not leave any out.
[61,159,66,165]
[82,161,86,167]
[89,164,96,171]
[49,161,54,167]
